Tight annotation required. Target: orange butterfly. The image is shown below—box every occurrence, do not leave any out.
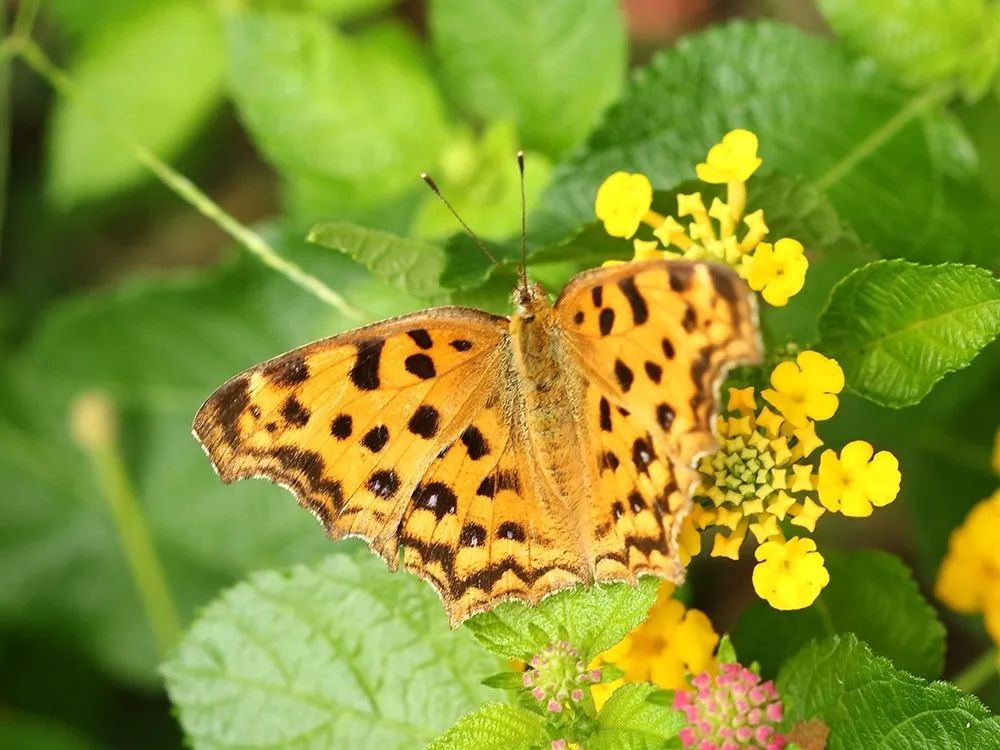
[194,170,760,625]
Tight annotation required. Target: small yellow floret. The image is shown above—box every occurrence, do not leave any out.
[742,238,808,307]
[695,129,763,184]
[817,440,901,517]
[762,351,844,428]
[595,172,653,239]
[752,536,830,609]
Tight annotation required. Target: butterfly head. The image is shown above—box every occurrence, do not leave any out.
[512,281,550,322]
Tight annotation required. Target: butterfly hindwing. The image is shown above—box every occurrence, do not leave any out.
[193,308,509,565]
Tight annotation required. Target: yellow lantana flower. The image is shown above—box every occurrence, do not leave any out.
[817,440,901,517]
[695,128,763,184]
[937,490,1000,645]
[741,238,808,307]
[762,350,845,428]
[753,537,830,610]
[593,130,810,308]
[590,583,718,709]
[594,171,654,239]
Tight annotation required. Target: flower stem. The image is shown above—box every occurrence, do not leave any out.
[12,37,362,320]
[73,394,182,657]
[815,81,955,191]
[952,649,998,694]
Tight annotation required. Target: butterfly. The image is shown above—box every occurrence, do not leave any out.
[194,253,760,624]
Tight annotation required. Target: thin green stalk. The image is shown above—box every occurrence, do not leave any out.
[0,3,10,258]
[11,0,42,39]
[815,81,955,191]
[14,38,361,320]
[76,398,183,657]
[953,649,999,694]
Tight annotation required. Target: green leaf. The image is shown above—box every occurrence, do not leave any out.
[46,0,226,205]
[589,683,685,750]
[817,260,1000,407]
[817,0,1000,95]
[733,550,946,679]
[164,554,501,750]
[411,122,552,241]
[240,0,399,21]
[464,577,661,662]
[224,9,449,208]
[309,221,450,301]
[778,635,1000,748]
[426,703,547,750]
[0,715,100,750]
[481,671,528,690]
[534,21,1000,267]
[429,0,626,157]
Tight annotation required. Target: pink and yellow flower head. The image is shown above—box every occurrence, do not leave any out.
[594,129,808,308]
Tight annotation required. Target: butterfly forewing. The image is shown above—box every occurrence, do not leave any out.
[193,308,509,565]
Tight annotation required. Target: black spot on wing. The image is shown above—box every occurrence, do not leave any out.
[461,426,490,460]
[644,361,662,384]
[281,396,310,427]
[656,403,675,430]
[682,305,697,333]
[629,491,646,513]
[618,276,649,325]
[350,338,384,391]
[599,397,612,431]
[367,469,399,499]
[669,263,694,292]
[476,471,521,497]
[405,353,436,379]
[264,356,309,386]
[573,310,584,325]
[413,482,458,521]
[361,425,389,453]
[662,338,676,359]
[600,451,620,472]
[460,523,486,548]
[614,359,634,392]
[330,413,352,439]
[496,521,526,542]
[599,308,615,336]
[709,264,739,305]
[591,286,603,307]
[407,404,440,438]
[407,328,433,349]
[450,339,473,351]
[632,437,654,474]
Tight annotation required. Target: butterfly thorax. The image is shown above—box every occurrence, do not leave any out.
[510,283,595,558]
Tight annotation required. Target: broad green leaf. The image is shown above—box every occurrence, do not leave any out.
[163,554,500,750]
[464,578,660,662]
[225,10,448,209]
[817,260,1000,407]
[46,0,226,205]
[817,0,1000,95]
[534,21,1000,267]
[0,233,405,682]
[0,715,100,750]
[426,703,547,750]
[429,0,626,157]
[589,683,685,750]
[309,221,450,301]
[778,635,1000,748]
[733,550,946,679]
[240,0,399,21]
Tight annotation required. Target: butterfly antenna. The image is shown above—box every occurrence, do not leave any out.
[516,150,529,296]
[420,172,503,270]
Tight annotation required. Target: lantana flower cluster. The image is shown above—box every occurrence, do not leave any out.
[674,663,787,750]
[684,350,901,610]
[523,640,602,715]
[936,428,1000,647]
[594,129,807,307]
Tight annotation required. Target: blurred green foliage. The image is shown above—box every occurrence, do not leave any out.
[2,0,1000,747]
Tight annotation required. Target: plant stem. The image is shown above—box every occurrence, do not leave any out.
[81,415,183,657]
[11,0,42,39]
[953,649,999,694]
[0,3,10,259]
[815,81,956,191]
[13,38,361,320]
